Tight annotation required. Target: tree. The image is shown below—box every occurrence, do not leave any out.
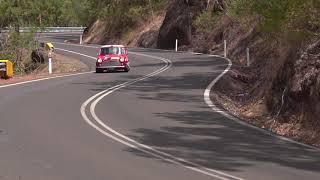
[230,0,320,40]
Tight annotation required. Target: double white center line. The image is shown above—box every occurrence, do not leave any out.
[59,47,244,180]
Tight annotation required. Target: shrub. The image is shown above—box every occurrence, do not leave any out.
[230,0,320,40]
[194,10,221,33]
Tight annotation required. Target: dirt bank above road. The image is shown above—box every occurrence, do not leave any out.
[81,0,320,147]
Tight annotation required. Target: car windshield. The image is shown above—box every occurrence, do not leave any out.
[100,47,121,55]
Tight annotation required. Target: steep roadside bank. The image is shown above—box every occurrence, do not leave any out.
[82,0,320,147]
[212,38,320,147]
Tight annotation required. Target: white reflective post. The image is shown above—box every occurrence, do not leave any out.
[224,40,227,58]
[48,52,52,74]
[80,35,83,45]
[175,39,178,52]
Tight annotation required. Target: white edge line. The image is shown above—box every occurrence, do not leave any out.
[202,54,320,152]
[0,46,97,89]
[72,49,244,180]
[0,71,93,89]
[53,42,320,150]
[53,41,99,48]
[55,47,97,59]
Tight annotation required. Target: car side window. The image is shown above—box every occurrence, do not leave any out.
[113,47,119,54]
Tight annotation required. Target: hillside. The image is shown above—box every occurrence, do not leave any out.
[83,0,320,146]
[82,0,168,47]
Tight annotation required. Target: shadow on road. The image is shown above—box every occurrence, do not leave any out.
[78,51,320,174]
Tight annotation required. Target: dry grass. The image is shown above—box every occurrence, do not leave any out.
[122,15,165,47]
[0,53,88,86]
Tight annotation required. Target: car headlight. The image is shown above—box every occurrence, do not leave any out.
[119,57,125,62]
[97,58,102,63]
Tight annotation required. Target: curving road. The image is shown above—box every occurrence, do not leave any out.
[1,34,320,180]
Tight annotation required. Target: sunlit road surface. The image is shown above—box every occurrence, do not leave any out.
[0,34,320,180]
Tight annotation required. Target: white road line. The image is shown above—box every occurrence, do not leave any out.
[0,71,93,89]
[69,48,244,179]
[53,41,99,48]
[203,56,320,151]
[89,80,244,179]
[52,40,319,154]
[33,40,320,177]
[0,46,99,89]
[55,48,97,59]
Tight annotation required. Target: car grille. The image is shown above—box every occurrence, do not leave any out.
[103,60,121,66]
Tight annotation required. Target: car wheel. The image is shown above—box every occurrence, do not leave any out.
[124,65,130,72]
[96,68,103,73]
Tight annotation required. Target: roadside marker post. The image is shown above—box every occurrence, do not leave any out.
[175,39,178,52]
[48,52,53,74]
[224,40,227,58]
[247,48,250,67]
[80,35,83,45]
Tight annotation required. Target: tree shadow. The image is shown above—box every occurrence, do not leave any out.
[125,109,320,173]
[75,51,320,175]
[122,54,320,174]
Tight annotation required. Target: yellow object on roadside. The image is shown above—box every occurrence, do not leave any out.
[0,60,14,79]
[45,42,55,51]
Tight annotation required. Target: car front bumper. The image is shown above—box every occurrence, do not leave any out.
[96,65,126,69]
[96,62,130,69]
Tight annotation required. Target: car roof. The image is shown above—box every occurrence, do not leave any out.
[101,45,125,48]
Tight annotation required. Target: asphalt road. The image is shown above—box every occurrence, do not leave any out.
[1,34,320,180]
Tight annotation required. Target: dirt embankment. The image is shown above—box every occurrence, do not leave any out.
[0,53,88,86]
[83,14,165,48]
[83,0,320,147]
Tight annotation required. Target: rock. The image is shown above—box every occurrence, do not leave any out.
[157,0,207,49]
[157,0,191,49]
[137,30,159,48]
[290,40,320,99]
[157,0,229,49]
[267,39,320,123]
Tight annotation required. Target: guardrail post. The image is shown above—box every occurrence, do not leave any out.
[224,40,227,58]
[175,39,178,52]
[80,35,83,45]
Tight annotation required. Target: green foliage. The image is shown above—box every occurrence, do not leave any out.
[98,0,167,24]
[0,28,37,74]
[194,10,221,33]
[0,0,168,29]
[0,28,36,63]
[0,0,168,73]
[0,0,67,28]
[230,0,320,39]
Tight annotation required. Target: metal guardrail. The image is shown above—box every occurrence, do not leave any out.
[1,27,86,33]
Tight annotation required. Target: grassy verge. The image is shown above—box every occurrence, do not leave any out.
[0,52,88,85]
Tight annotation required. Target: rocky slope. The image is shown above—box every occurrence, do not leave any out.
[83,0,320,146]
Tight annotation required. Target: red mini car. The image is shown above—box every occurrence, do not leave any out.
[96,45,130,73]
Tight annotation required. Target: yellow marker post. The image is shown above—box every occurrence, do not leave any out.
[0,60,14,79]
[45,42,55,52]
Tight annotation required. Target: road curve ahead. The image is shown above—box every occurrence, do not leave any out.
[1,34,320,180]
